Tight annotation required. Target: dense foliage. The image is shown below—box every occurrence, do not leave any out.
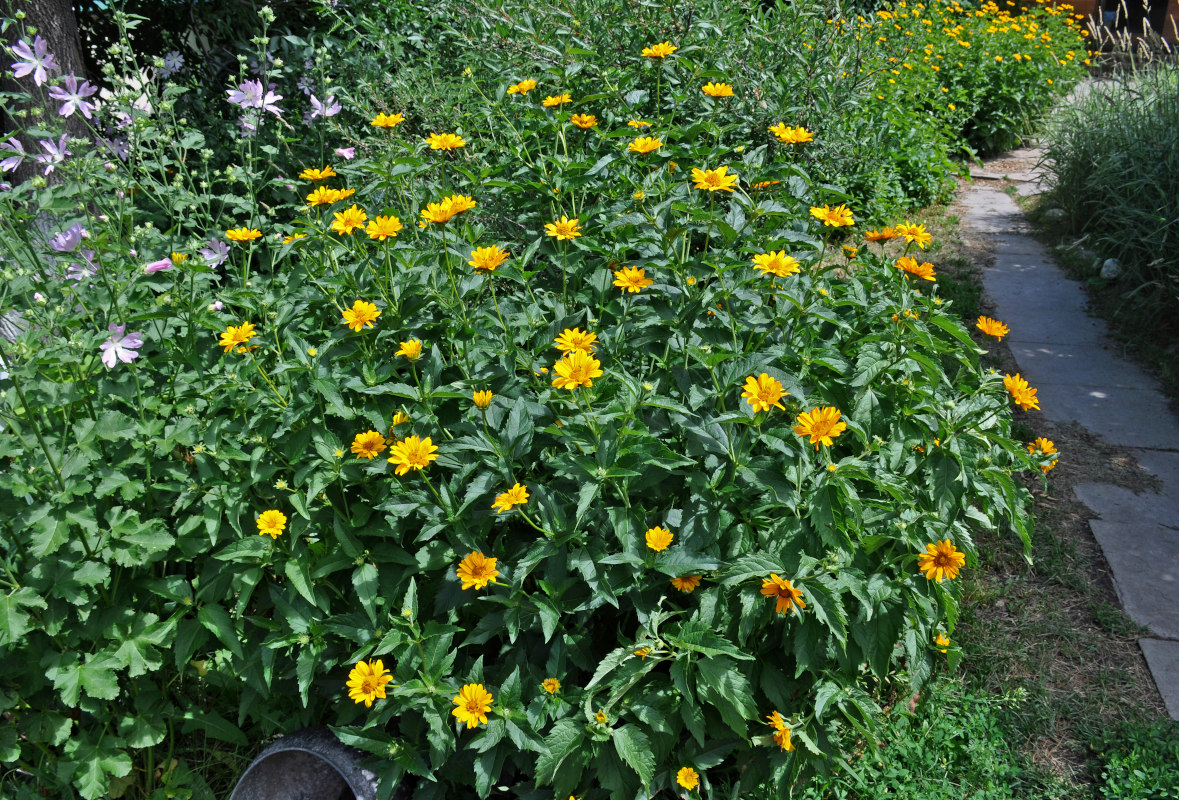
[0,1,1084,798]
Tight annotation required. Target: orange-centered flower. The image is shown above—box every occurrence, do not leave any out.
[865,227,898,242]
[645,526,673,552]
[219,321,257,353]
[896,221,933,249]
[701,81,734,97]
[342,300,381,332]
[670,575,702,593]
[371,112,405,128]
[761,574,806,614]
[1003,373,1040,411]
[917,539,966,582]
[935,633,950,653]
[628,136,663,155]
[551,350,603,390]
[541,93,572,107]
[299,165,337,181]
[507,79,537,95]
[426,132,466,150]
[387,435,438,475]
[765,710,794,751]
[492,483,529,514]
[346,659,393,707]
[809,204,855,227]
[542,678,561,694]
[976,316,1009,340]
[768,123,814,144]
[691,165,738,192]
[676,767,700,791]
[330,205,368,235]
[468,244,509,272]
[613,266,654,293]
[456,551,499,590]
[1027,437,1058,473]
[554,327,598,354]
[545,215,582,240]
[366,215,404,241]
[451,683,494,728]
[895,256,937,281]
[793,406,847,448]
[751,251,801,278]
[256,509,287,538]
[642,41,678,58]
[570,113,598,129]
[742,373,788,413]
[351,430,388,459]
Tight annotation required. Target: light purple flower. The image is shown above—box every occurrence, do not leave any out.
[99,323,144,369]
[297,74,314,96]
[259,88,283,117]
[10,36,58,86]
[335,146,355,160]
[99,137,129,161]
[310,94,341,120]
[144,257,173,274]
[50,223,85,253]
[209,300,223,311]
[200,238,229,269]
[1,137,25,172]
[66,250,97,282]
[48,74,99,119]
[36,135,70,175]
[160,51,185,79]
[227,79,263,108]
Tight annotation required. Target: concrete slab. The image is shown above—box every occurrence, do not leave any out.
[957,188,1034,235]
[1140,638,1179,720]
[1007,342,1159,389]
[1031,380,1179,450]
[1075,483,1179,532]
[1089,519,1179,640]
[1128,450,1179,492]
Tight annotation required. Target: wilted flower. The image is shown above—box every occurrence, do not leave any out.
[200,238,230,269]
[335,147,356,160]
[99,323,144,369]
[1003,373,1040,411]
[976,316,1009,340]
[761,574,806,614]
[309,94,341,119]
[0,137,25,173]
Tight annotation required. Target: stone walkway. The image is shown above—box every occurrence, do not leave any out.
[958,155,1179,721]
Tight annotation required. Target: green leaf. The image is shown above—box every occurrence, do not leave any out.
[284,557,318,607]
[197,603,244,660]
[671,620,753,660]
[353,563,379,624]
[696,656,758,735]
[613,724,655,786]
[181,709,248,746]
[0,587,46,646]
[534,719,585,785]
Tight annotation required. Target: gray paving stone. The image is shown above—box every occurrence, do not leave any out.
[1007,342,1157,389]
[1075,483,1179,532]
[1140,638,1179,720]
[1128,450,1179,493]
[1030,379,1179,450]
[1089,519,1179,640]
[957,188,1034,234]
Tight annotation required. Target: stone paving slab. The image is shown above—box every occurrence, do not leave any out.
[961,159,1179,719]
[1140,639,1179,720]
[1088,519,1179,640]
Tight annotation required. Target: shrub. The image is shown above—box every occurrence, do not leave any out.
[1095,720,1179,800]
[1,2,1055,799]
[1041,63,1179,330]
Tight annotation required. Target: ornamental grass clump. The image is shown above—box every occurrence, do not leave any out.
[0,2,1057,799]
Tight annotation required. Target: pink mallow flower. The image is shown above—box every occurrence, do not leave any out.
[335,146,355,160]
[144,257,173,274]
[99,323,144,369]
